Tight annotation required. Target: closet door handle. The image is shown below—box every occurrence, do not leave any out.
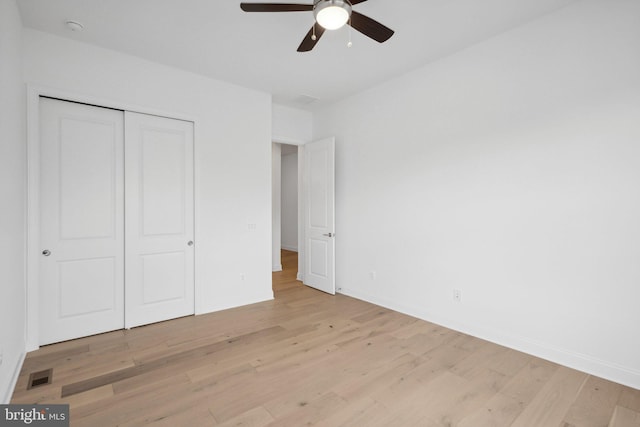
[42,249,51,256]
[187,241,194,247]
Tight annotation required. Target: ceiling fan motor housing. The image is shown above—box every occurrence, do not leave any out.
[314,0,353,30]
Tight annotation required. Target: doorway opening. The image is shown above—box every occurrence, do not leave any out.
[272,137,336,295]
[272,250,300,293]
[272,142,302,281]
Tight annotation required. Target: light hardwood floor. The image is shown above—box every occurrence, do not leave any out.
[12,250,640,426]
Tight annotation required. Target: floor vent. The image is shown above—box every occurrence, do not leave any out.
[28,369,53,390]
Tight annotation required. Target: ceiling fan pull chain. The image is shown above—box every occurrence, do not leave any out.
[347,17,353,48]
[311,22,317,41]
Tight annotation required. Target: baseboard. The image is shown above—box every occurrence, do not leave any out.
[281,245,298,252]
[272,264,282,272]
[1,351,25,404]
[339,287,640,391]
[197,291,274,316]
[296,272,303,281]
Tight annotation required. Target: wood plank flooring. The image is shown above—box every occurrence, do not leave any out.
[11,250,640,426]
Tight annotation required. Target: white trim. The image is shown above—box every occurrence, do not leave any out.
[28,84,196,122]
[26,84,200,350]
[339,286,640,391]
[272,143,282,275]
[22,78,29,381]
[281,245,298,252]
[272,136,307,146]
[26,86,40,351]
[272,264,283,272]
[205,291,274,314]
[1,351,25,404]
[192,116,203,316]
[297,144,305,284]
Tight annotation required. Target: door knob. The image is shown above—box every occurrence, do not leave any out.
[42,250,51,256]
[187,241,194,247]
[323,233,334,238]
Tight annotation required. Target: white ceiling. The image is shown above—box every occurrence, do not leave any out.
[17,0,578,110]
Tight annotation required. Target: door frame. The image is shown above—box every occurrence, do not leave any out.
[272,137,307,283]
[26,85,199,351]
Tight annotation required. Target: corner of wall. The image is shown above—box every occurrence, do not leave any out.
[0,0,27,405]
[339,286,640,391]
[1,352,26,404]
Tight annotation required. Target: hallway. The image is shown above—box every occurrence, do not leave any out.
[272,250,301,293]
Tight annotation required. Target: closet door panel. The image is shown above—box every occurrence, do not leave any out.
[39,98,125,345]
[125,112,195,328]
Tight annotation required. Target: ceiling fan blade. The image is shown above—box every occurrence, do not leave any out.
[297,23,326,52]
[349,10,394,43]
[240,3,313,12]
[349,0,368,4]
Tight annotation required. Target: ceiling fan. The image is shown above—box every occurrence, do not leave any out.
[240,0,394,52]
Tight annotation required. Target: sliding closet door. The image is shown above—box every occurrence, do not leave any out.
[124,112,195,328]
[39,98,125,345]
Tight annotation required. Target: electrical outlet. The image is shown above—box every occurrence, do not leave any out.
[453,289,462,303]
[370,271,377,280]
[240,273,245,281]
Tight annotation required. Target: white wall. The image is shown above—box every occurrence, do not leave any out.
[0,0,26,403]
[272,143,282,271]
[281,152,298,251]
[22,29,273,348]
[314,0,640,389]
[272,104,312,144]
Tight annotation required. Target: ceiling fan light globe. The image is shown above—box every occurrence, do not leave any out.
[314,0,351,30]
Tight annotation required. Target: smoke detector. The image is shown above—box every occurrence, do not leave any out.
[65,20,84,32]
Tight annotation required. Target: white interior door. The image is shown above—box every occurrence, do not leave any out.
[304,137,335,294]
[124,112,195,328]
[39,97,125,345]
